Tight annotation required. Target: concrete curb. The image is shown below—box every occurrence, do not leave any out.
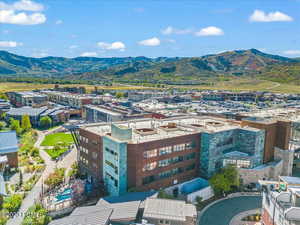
[198,192,261,223]
[229,208,262,225]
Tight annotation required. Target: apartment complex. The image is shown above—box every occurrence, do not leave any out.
[83,104,152,123]
[77,115,292,196]
[260,176,300,225]
[7,91,48,107]
[41,90,107,109]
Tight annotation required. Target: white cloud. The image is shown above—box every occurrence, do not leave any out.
[0,0,44,11]
[195,26,224,36]
[161,26,192,35]
[80,52,98,57]
[97,41,126,51]
[69,45,78,49]
[166,39,176,43]
[0,10,46,25]
[0,41,22,47]
[55,19,63,25]
[249,10,293,22]
[283,50,300,55]
[138,37,160,46]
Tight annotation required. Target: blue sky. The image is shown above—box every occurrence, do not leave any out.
[0,0,300,58]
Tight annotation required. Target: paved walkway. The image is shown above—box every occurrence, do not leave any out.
[229,208,262,225]
[7,128,77,225]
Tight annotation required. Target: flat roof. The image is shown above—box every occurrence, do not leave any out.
[81,116,261,144]
[143,198,196,221]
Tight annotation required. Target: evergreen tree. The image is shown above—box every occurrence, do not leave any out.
[21,115,32,131]
[39,116,52,128]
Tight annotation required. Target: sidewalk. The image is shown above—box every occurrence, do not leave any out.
[7,127,76,225]
[229,208,262,225]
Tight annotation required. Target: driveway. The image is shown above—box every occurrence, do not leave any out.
[199,195,262,225]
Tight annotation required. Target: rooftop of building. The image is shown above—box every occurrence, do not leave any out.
[241,108,300,122]
[143,198,197,221]
[81,116,261,144]
[13,91,47,98]
[0,131,18,154]
[41,90,107,99]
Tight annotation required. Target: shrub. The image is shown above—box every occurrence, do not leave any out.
[3,194,23,213]
[22,204,51,225]
[44,168,65,188]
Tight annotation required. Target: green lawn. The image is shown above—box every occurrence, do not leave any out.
[45,147,69,160]
[41,132,74,146]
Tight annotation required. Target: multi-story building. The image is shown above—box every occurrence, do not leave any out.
[7,91,48,107]
[83,104,151,123]
[6,106,68,127]
[41,90,106,109]
[76,115,292,196]
[260,176,300,225]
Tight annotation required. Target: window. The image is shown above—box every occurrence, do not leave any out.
[159,146,172,155]
[143,149,157,158]
[159,159,171,167]
[105,147,118,160]
[92,152,97,159]
[185,152,196,160]
[142,175,155,184]
[173,144,185,152]
[105,160,118,174]
[186,142,193,150]
[143,162,157,171]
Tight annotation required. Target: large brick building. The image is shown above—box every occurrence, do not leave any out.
[77,116,292,196]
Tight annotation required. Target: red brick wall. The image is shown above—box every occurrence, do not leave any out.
[127,133,200,191]
[5,152,18,168]
[78,129,103,183]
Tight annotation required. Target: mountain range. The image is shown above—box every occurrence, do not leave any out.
[1,49,299,84]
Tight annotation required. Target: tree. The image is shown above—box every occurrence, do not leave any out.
[3,194,23,213]
[0,122,5,130]
[115,92,124,99]
[0,93,8,101]
[0,112,6,120]
[22,204,51,225]
[39,116,52,128]
[209,165,240,197]
[19,171,23,187]
[21,115,31,131]
[9,119,22,135]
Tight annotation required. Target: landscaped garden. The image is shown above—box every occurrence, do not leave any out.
[41,133,74,146]
[41,133,74,160]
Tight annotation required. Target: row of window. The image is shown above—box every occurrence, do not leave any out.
[105,172,118,187]
[143,153,196,171]
[142,163,196,185]
[105,160,118,174]
[223,159,251,168]
[79,136,89,144]
[80,156,89,165]
[105,147,119,161]
[79,136,98,145]
[80,146,89,154]
[143,142,194,159]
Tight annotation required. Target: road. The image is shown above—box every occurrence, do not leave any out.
[199,195,262,225]
[7,128,77,225]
